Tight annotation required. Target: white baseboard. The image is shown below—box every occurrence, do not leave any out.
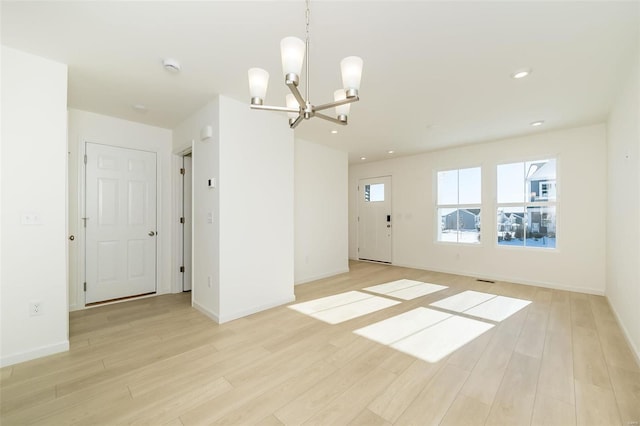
[389,261,606,296]
[295,268,350,285]
[217,295,296,324]
[0,340,69,368]
[605,296,640,368]
[193,301,220,323]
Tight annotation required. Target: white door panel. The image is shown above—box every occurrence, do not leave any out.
[85,143,157,304]
[358,176,392,263]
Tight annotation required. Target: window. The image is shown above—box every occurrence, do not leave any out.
[497,159,556,248]
[364,183,384,202]
[436,167,481,244]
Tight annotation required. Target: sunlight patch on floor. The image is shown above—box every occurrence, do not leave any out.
[354,291,531,363]
[391,315,494,363]
[430,290,531,321]
[288,291,400,324]
[354,307,452,345]
[430,290,496,312]
[364,279,448,300]
[354,307,494,363]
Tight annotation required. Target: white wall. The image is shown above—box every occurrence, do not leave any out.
[172,96,295,323]
[294,138,349,284]
[173,100,220,318]
[1,47,69,366]
[218,95,294,322]
[67,109,173,310]
[606,55,639,361]
[349,124,607,294]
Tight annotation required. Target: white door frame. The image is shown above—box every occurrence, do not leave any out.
[74,139,164,309]
[357,175,393,263]
[171,145,194,295]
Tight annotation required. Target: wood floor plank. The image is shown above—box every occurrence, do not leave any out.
[531,394,576,426]
[537,330,575,404]
[394,364,469,425]
[1,262,638,426]
[484,352,541,426]
[439,394,491,426]
[575,380,623,426]
[368,358,447,423]
[515,303,549,359]
[211,360,337,425]
[273,346,388,425]
[348,408,392,426]
[572,326,612,390]
[607,364,640,425]
[459,329,518,405]
[302,367,397,425]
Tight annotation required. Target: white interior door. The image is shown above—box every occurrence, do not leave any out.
[182,155,192,292]
[85,143,157,304]
[358,176,392,263]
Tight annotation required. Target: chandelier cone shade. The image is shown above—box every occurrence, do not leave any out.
[247,2,362,129]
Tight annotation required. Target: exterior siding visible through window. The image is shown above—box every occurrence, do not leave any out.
[436,167,481,244]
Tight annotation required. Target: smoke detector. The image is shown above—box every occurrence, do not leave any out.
[163,58,181,73]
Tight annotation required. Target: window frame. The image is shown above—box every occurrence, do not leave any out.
[496,158,558,250]
[435,166,482,245]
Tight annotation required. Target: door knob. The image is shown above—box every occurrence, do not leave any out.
[148,231,156,236]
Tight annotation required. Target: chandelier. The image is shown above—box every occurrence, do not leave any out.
[247,0,363,129]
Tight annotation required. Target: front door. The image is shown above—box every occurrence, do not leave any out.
[85,143,157,304]
[358,176,392,263]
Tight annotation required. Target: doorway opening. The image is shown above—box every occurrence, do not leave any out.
[181,153,193,292]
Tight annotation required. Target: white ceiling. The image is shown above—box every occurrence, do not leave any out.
[2,1,638,163]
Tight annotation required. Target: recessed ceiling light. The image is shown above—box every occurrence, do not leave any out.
[388,150,395,154]
[331,130,338,134]
[530,120,544,127]
[163,58,181,73]
[132,104,148,113]
[511,68,532,79]
[360,156,366,160]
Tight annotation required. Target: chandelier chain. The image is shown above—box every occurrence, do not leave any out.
[305,0,310,42]
[304,0,311,102]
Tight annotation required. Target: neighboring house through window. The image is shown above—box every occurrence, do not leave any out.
[497,159,557,248]
[436,167,481,244]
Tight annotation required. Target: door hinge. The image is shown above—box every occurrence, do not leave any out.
[357,216,360,222]
[180,266,185,273]
[180,168,185,175]
[83,282,87,292]
[358,248,360,252]
[180,217,185,224]
[84,154,87,165]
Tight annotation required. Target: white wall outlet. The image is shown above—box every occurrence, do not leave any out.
[29,300,43,316]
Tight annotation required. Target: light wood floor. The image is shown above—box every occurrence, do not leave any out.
[1,261,639,425]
